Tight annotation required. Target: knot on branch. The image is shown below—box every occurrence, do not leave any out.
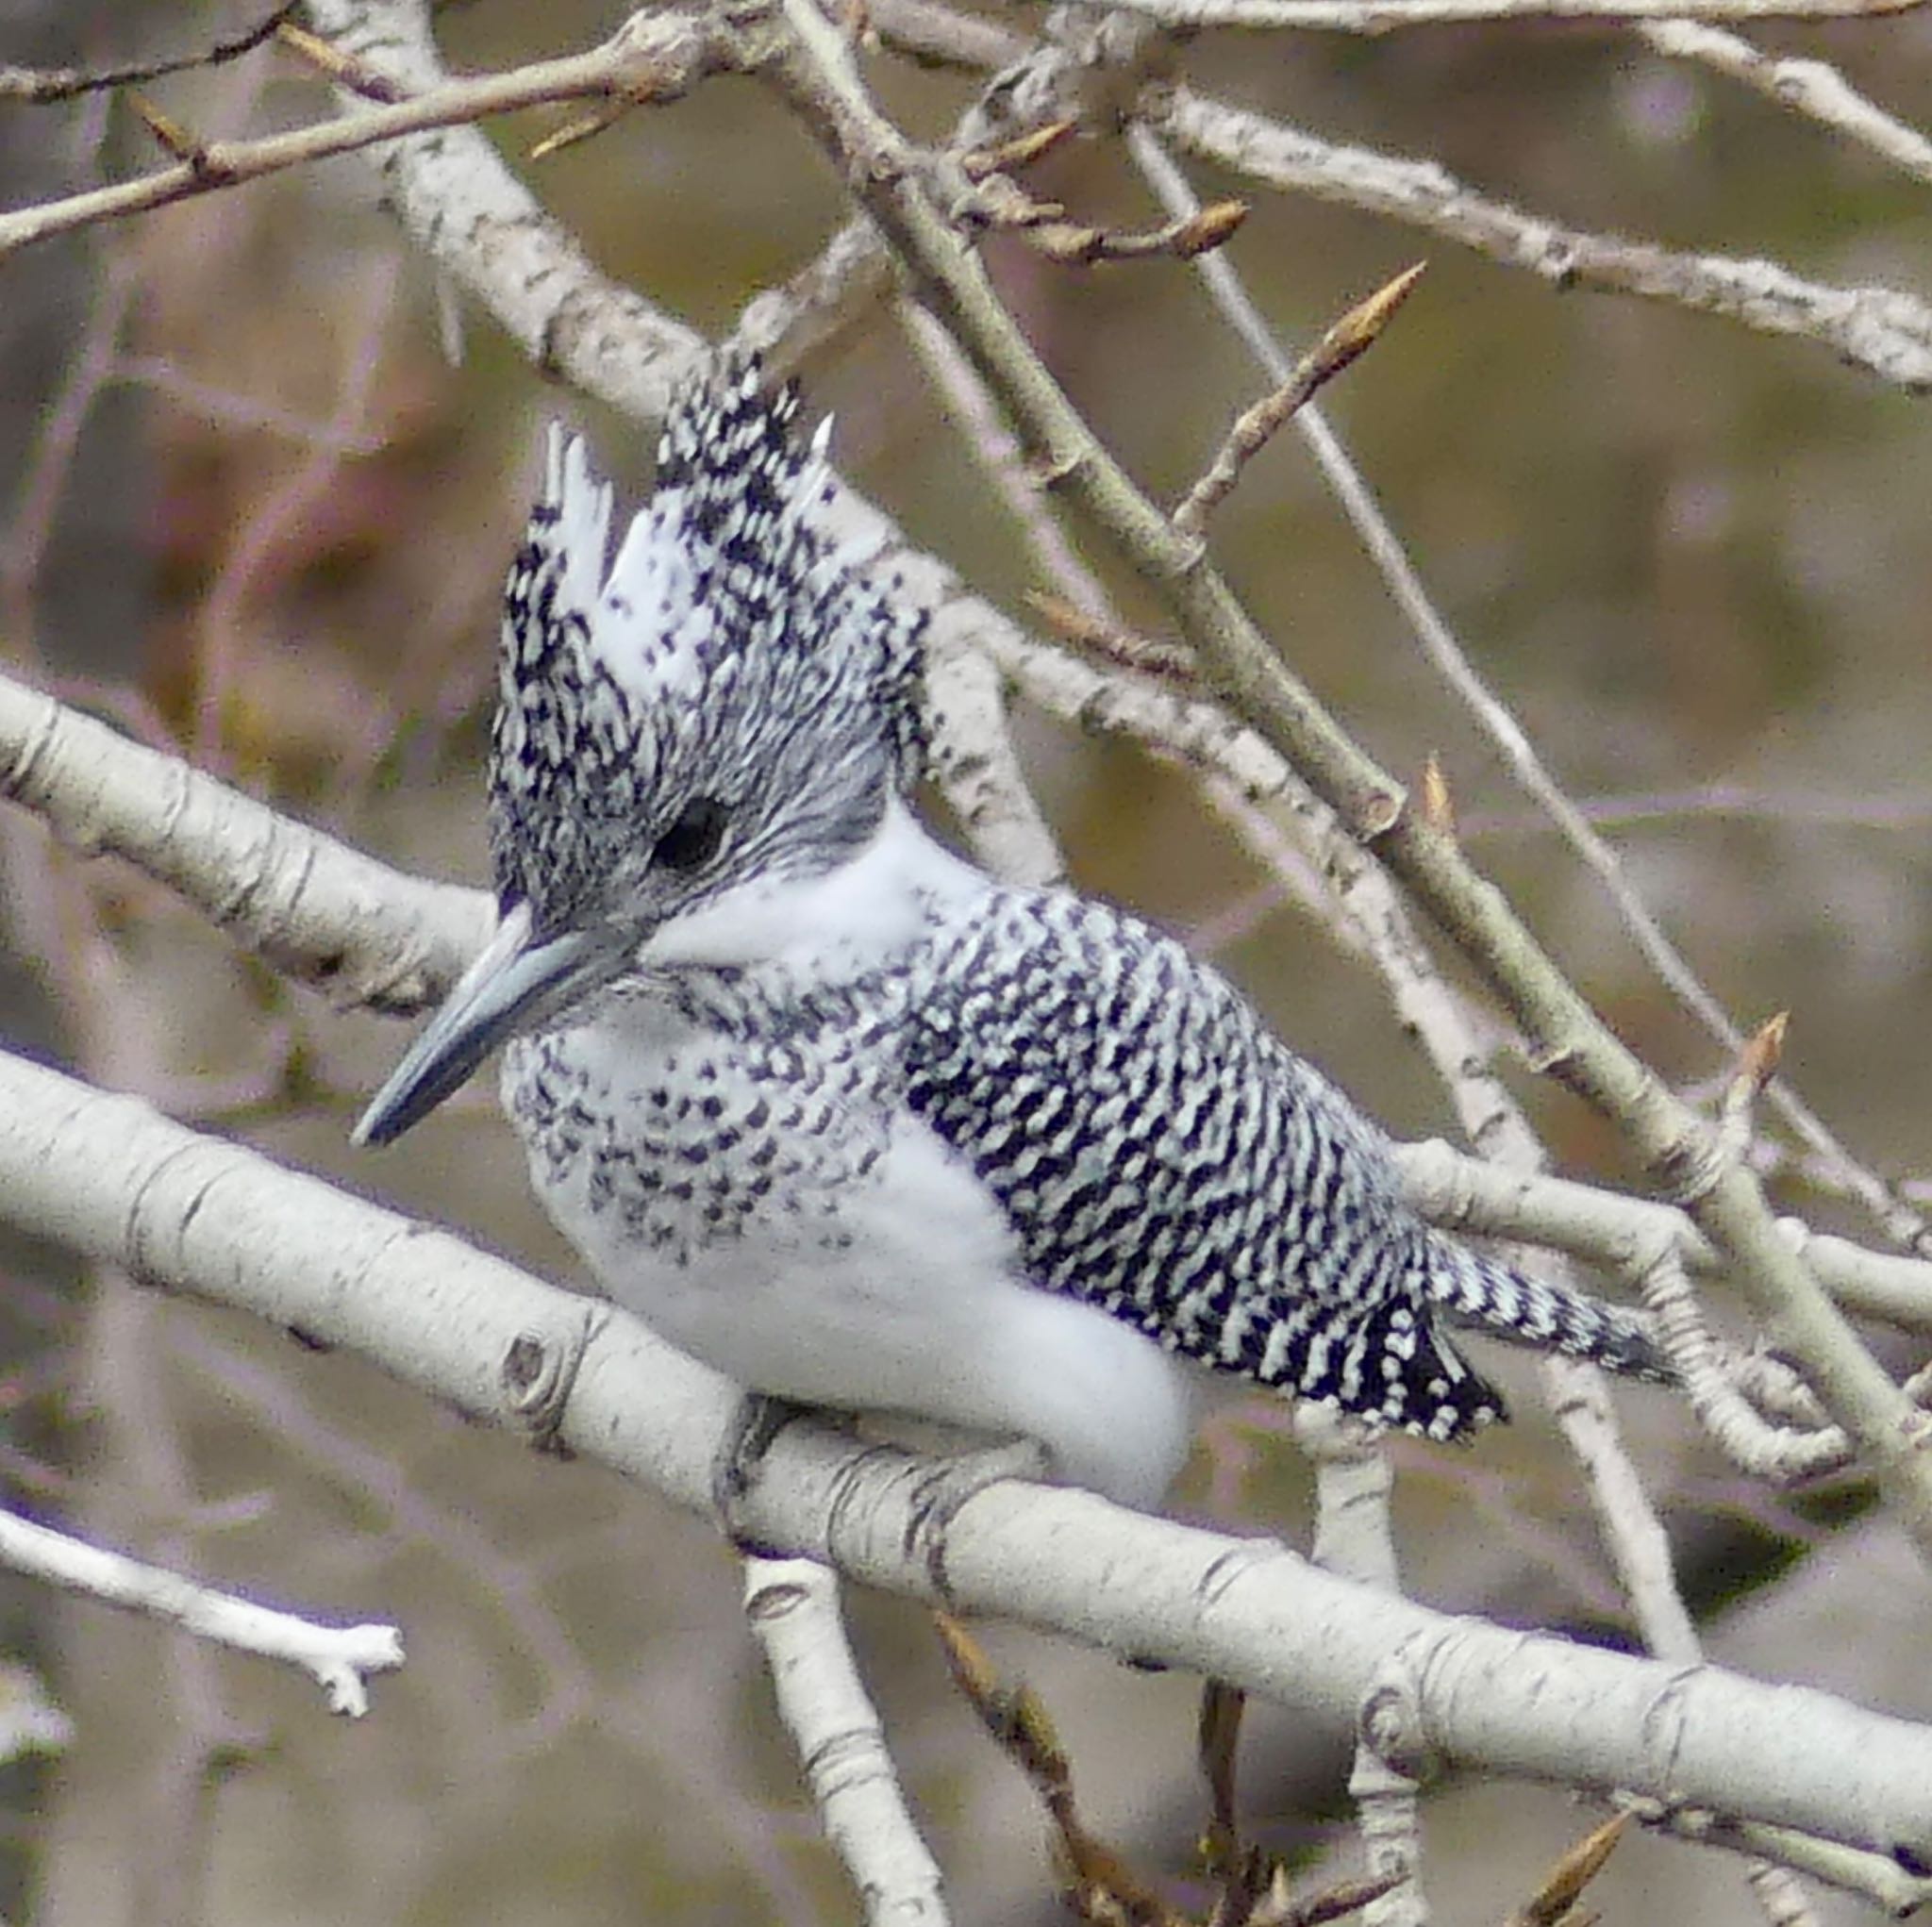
[499,1304,607,1451]
[1357,1650,1438,1782]
[1647,1126,1726,1212]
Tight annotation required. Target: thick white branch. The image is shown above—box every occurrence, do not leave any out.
[0,668,488,1014]
[0,1505,402,1717]
[2,1045,1931,1861]
[744,1557,948,1925]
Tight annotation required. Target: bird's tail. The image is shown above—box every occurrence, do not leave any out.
[1422,1237,1674,1383]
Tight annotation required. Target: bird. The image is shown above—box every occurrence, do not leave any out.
[355,353,1672,1512]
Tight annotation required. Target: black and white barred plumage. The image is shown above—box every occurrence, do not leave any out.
[358,355,1669,1505]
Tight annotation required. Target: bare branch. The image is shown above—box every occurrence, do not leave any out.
[1392,1137,1932,1331]
[1298,1410,1423,1926]
[8,1043,1932,1859]
[758,0,1932,1556]
[1135,119,1932,1263]
[0,1505,402,1717]
[744,1557,949,1926]
[0,11,731,261]
[1148,87,1932,391]
[1640,1806,1932,1915]
[1640,19,1932,191]
[0,669,490,1014]
[1098,0,1924,26]
[1026,591,1199,679]
[1173,261,1425,540]
[0,3,298,102]
[1631,1242,1852,1482]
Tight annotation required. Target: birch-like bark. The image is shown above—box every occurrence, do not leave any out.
[0,1508,402,1717]
[2,1044,1931,1866]
[743,1558,948,1925]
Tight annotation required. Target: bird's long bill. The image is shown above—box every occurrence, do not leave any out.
[353,902,623,1148]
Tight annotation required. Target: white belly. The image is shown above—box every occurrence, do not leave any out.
[521,1069,1197,1509]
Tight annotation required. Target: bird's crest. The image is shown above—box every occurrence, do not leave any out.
[490,354,927,938]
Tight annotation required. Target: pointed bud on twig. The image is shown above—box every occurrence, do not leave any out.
[275,21,408,102]
[959,118,1078,181]
[1741,1009,1789,1093]
[1019,203,1248,267]
[528,104,629,161]
[1308,259,1426,387]
[1174,262,1427,539]
[1505,1812,1628,1927]
[1171,199,1248,257]
[1718,1010,1790,1165]
[127,91,205,166]
[1421,753,1457,838]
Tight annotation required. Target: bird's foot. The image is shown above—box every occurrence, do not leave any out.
[904,1437,1051,1601]
[711,1391,811,1553]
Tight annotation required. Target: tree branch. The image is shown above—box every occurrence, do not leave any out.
[744,1557,950,1925]
[3,1042,1932,1868]
[1095,0,1924,25]
[1146,85,1932,392]
[0,13,728,262]
[0,668,488,1014]
[0,1505,402,1717]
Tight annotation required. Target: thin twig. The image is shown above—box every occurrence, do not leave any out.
[0,2,299,102]
[1148,87,1932,391]
[1637,1805,1932,1915]
[1640,20,1932,191]
[1097,0,1924,26]
[1022,200,1248,266]
[1129,122,1932,1352]
[1173,262,1424,540]
[274,19,410,102]
[1026,590,1198,679]
[0,1505,402,1716]
[0,11,728,261]
[933,1614,1172,1920]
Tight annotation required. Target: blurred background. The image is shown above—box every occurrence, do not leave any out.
[3,0,1932,1920]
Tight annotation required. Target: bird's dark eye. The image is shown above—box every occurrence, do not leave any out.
[653,796,728,873]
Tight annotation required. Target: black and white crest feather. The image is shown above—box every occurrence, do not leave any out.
[491,355,926,938]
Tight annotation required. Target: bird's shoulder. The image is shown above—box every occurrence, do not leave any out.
[900,885,1391,1170]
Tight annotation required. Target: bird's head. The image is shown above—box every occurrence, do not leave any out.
[355,355,926,1146]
